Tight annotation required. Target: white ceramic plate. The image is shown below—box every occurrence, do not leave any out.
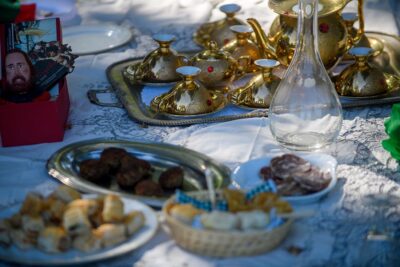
[63,25,132,55]
[0,195,158,266]
[231,152,338,204]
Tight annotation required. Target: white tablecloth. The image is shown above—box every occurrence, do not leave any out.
[1,0,400,266]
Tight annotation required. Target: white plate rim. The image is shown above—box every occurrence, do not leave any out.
[0,195,158,266]
[62,25,133,55]
[231,152,338,204]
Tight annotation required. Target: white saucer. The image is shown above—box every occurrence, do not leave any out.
[231,152,338,204]
[63,25,132,55]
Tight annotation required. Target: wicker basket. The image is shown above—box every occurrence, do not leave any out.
[162,191,293,258]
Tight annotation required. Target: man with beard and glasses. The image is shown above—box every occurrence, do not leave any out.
[2,49,49,103]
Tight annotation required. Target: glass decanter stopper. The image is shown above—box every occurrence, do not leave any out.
[229,59,280,108]
[269,0,343,151]
[222,25,261,74]
[150,66,226,115]
[124,34,187,83]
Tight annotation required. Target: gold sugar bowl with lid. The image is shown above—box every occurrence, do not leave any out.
[150,66,227,116]
[229,59,281,108]
[123,34,188,84]
[190,41,238,92]
[335,47,400,97]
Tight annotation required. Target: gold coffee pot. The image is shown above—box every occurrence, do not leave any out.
[229,59,281,108]
[193,3,246,48]
[123,34,187,84]
[150,66,226,116]
[248,0,365,70]
[190,41,238,92]
[335,47,389,97]
[221,25,262,73]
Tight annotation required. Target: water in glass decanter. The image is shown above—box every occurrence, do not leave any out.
[269,0,342,151]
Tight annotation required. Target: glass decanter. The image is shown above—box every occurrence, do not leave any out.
[269,0,343,151]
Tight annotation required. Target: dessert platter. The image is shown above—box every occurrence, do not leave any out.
[0,185,158,265]
[47,138,231,208]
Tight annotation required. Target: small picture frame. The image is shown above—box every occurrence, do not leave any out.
[0,18,77,103]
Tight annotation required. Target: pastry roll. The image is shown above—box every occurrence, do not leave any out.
[237,210,269,230]
[200,211,239,231]
[102,195,124,223]
[62,207,91,236]
[20,192,43,216]
[67,199,100,217]
[10,229,35,250]
[94,223,126,247]
[37,227,70,253]
[89,210,104,228]
[124,211,145,235]
[0,219,11,247]
[88,197,105,227]
[42,197,66,224]
[21,215,45,239]
[169,204,202,224]
[72,230,102,252]
[53,185,81,203]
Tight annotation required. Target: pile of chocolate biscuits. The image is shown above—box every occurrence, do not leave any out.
[260,154,331,196]
[79,147,184,197]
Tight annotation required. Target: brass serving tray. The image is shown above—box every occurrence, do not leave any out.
[102,56,267,127]
[100,32,400,126]
[47,138,231,208]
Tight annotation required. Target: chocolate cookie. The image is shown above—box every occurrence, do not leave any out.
[270,154,311,179]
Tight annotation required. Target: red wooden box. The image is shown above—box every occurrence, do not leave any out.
[0,78,70,147]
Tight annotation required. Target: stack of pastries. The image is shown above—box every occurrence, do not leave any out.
[0,185,145,253]
[166,189,292,231]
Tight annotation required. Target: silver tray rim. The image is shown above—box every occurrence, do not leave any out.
[46,138,231,208]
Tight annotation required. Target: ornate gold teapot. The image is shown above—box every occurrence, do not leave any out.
[190,41,238,92]
[123,34,187,84]
[247,0,365,70]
